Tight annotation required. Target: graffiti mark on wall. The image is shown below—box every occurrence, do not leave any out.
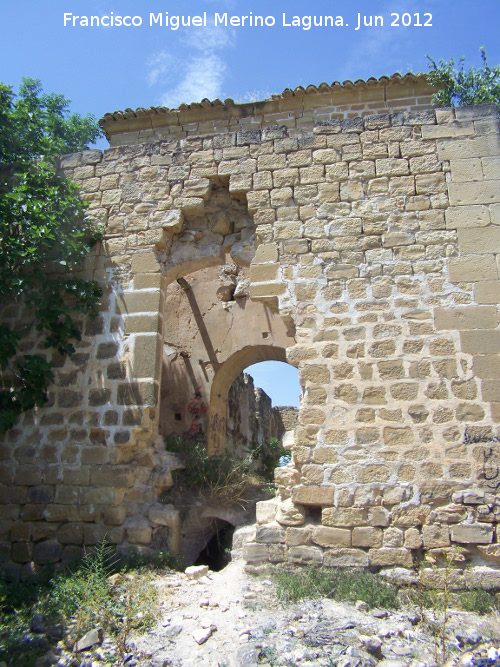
[187,386,207,434]
[209,413,226,438]
[481,447,500,492]
[464,427,499,445]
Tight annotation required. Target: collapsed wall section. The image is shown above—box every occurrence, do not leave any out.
[0,76,499,581]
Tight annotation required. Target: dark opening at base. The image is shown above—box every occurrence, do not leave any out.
[194,521,235,572]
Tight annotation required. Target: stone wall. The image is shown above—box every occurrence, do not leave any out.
[226,373,281,458]
[1,73,500,581]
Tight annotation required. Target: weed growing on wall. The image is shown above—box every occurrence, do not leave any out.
[164,434,287,505]
[165,435,256,505]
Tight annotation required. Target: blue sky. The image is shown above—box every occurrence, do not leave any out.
[2,0,499,406]
[246,362,301,407]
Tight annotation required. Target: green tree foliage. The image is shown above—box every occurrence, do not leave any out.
[427,48,500,110]
[0,78,103,433]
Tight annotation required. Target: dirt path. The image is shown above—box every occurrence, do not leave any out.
[129,560,500,667]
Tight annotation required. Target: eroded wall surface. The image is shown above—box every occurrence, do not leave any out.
[1,74,500,581]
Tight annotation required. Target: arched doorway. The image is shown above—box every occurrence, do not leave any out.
[208,346,291,453]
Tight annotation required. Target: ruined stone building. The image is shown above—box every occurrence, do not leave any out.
[1,73,500,584]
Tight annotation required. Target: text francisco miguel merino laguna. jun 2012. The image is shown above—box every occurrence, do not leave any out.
[62,11,433,30]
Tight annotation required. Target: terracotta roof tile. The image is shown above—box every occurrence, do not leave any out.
[99,72,427,126]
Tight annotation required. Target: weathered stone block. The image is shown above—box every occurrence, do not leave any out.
[116,291,162,314]
[312,526,351,548]
[256,525,286,544]
[33,539,63,565]
[243,543,270,563]
[368,548,413,568]
[289,546,323,565]
[450,524,494,544]
[117,382,158,406]
[461,330,500,354]
[324,548,369,567]
[322,507,367,527]
[352,527,382,548]
[256,498,278,525]
[422,524,450,548]
[391,505,431,526]
[276,499,306,526]
[435,306,498,331]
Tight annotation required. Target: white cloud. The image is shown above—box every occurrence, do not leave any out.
[160,54,227,107]
[147,51,175,87]
[184,24,235,51]
[235,89,273,103]
[147,17,235,107]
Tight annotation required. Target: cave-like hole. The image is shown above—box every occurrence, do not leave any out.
[194,520,235,571]
[306,506,322,523]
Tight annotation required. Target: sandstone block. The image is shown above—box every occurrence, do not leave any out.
[391,505,431,526]
[322,507,368,527]
[324,548,369,568]
[422,524,450,548]
[312,447,338,464]
[449,181,500,206]
[285,526,313,547]
[274,466,300,488]
[148,504,179,528]
[475,281,500,305]
[102,506,127,526]
[421,122,474,140]
[292,486,334,506]
[117,381,158,406]
[445,205,490,229]
[458,227,500,255]
[437,135,500,160]
[312,526,351,548]
[376,159,409,176]
[464,566,500,590]
[368,507,391,527]
[449,256,497,283]
[368,548,413,568]
[243,543,269,563]
[116,291,162,314]
[473,355,500,378]
[352,527,383,548]
[383,528,404,548]
[289,546,323,565]
[131,252,161,274]
[435,306,498,331]
[383,427,413,446]
[461,330,500,354]
[357,465,390,484]
[254,243,278,263]
[91,467,134,488]
[276,499,306,526]
[33,539,63,565]
[404,528,423,549]
[450,524,494,544]
[126,524,152,545]
[256,525,286,544]
[11,542,33,563]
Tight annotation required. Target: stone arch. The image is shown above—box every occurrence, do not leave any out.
[208,345,290,453]
[159,255,294,444]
